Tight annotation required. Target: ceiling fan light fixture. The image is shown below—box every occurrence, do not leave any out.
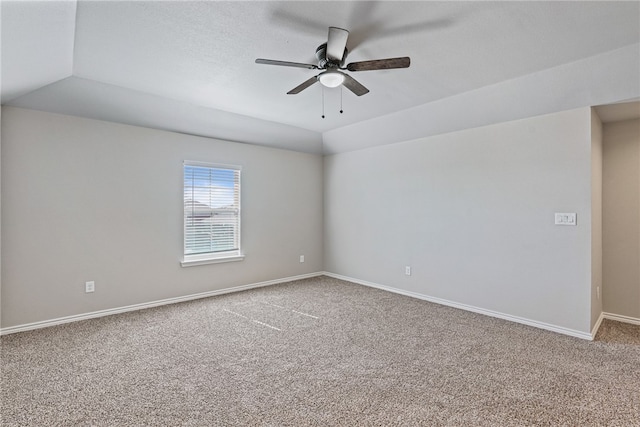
[256,26,409,97]
[318,70,345,88]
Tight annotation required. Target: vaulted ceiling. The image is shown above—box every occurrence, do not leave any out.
[2,1,639,154]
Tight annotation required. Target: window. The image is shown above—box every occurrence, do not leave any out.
[182,161,243,267]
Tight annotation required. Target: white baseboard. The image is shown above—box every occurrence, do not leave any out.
[323,272,594,341]
[603,312,640,326]
[0,272,323,336]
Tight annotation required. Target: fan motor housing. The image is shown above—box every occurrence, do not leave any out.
[316,43,348,69]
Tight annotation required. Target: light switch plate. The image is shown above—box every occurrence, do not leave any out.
[555,213,577,226]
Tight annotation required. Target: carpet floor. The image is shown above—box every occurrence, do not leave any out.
[1,276,639,426]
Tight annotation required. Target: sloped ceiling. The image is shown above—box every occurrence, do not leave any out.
[1,0,75,101]
[2,1,639,154]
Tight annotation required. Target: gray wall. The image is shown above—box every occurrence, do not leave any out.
[602,118,640,319]
[1,107,324,328]
[591,109,603,329]
[324,108,594,334]
[0,106,2,325]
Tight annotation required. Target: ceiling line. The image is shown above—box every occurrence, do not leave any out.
[70,0,79,75]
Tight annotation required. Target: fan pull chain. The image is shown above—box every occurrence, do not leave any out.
[321,86,325,119]
[340,86,344,114]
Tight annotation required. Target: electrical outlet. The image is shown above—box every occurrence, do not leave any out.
[299,255,305,263]
[405,266,411,276]
[85,281,95,293]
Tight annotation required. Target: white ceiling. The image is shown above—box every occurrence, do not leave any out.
[2,1,640,154]
[594,100,640,123]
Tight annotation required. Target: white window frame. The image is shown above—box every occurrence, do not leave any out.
[181,161,244,267]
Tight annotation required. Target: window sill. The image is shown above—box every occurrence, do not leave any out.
[180,254,245,267]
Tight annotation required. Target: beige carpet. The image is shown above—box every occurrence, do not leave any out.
[1,276,639,426]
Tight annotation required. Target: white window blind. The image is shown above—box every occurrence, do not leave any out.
[183,162,241,263]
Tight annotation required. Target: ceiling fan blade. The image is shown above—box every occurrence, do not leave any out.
[256,59,318,70]
[342,74,369,96]
[346,57,410,72]
[287,76,319,94]
[326,27,349,62]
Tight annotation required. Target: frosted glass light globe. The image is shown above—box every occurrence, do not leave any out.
[319,71,345,88]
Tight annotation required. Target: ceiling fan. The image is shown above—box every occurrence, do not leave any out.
[255,27,410,96]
